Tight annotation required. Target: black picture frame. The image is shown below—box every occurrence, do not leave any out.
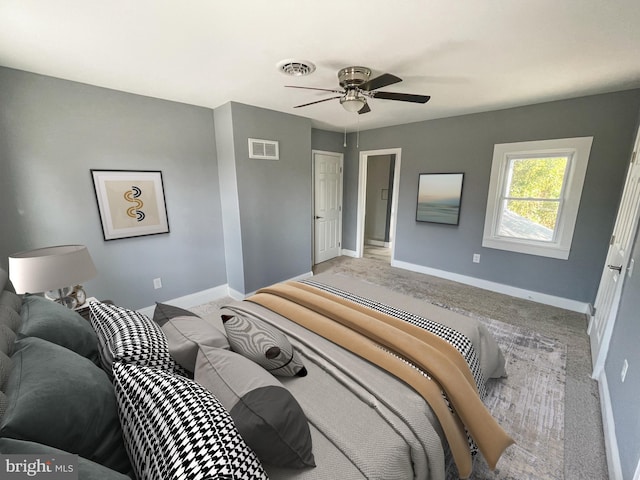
[91,169,170,240]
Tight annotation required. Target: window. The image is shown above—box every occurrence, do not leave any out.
[482,137,593,259]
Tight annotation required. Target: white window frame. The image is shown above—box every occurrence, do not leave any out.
[482,137,593,260]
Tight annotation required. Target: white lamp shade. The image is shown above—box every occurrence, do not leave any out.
[8,245,97,294]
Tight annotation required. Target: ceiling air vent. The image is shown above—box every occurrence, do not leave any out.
[277,59,316,77]
[248,138,279,160]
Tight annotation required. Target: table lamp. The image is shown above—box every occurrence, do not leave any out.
[8,245,97,309]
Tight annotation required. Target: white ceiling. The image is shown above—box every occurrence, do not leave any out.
[1,0,639,132]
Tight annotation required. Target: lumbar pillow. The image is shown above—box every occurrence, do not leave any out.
[18,295,99,363]
[89,301,185,376]
[153,302,229,372]
[112,361,267,480]
[194,344,315,468]
[0,337,132,474]
[222,312,307,377]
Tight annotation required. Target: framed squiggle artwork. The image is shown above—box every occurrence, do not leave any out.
[91,170,170,240]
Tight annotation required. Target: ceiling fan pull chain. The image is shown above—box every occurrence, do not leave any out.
[344,126,347,147]
[357,115,360,148]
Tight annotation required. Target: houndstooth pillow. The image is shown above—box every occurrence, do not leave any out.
[89,301,186,376]
[112,362,267,480]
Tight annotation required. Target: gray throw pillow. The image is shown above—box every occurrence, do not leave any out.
[222,313,307,377]
[0,438,133,480]
[18,295,99,363]
[153,303,229,372]
[195,344,315,468]
[0,337,132,474]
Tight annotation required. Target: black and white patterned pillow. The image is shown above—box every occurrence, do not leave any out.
[112,362,267,480]
[89,301,185,376]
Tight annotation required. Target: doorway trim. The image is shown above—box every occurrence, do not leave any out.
[356,148,402,259]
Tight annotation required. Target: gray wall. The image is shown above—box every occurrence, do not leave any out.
[0,67,226,309]
[224,102,313,294]
[311,129,346,154]
[214,103,245,293]
[342,90,640,304]
[605,210,640,478]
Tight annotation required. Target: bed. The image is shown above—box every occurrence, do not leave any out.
[0,266,513,480]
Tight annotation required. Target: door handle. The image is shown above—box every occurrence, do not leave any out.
[607,264,622,273]
[314,216,324,219]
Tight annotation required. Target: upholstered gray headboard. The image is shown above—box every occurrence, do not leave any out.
[0,269,8,293]
[1,268,21,417]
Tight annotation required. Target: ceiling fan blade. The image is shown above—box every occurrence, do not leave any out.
[358,103,371,114]
[360,73,402,91]
[294,96,342,108]
[286,85,343,94]
[371,91,431,103]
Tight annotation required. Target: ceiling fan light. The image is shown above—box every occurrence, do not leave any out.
[340,91,366,113]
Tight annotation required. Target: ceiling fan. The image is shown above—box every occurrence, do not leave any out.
[286,66,430,114]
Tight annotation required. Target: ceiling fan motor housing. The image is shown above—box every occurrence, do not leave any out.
[338,66,371,88]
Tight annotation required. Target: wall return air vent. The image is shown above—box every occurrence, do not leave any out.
[248,138,279,160]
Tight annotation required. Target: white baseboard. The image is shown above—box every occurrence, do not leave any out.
[138,270,314,316]
[391,259,591,314]
[597,370,623,480]
[365,239,390,247]
[341,249,357,258]
[241,271,314,298]
[137,284,229,317]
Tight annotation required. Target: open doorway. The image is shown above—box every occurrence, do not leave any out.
[356,148,402,262]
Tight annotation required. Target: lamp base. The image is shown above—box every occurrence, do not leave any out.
[46,287,78,309]
[55,296,78,309]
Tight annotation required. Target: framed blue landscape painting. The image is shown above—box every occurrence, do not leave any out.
[416,173,464,225]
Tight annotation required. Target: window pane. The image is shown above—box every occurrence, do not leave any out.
[507,157,568,200]
[498,199,559,241]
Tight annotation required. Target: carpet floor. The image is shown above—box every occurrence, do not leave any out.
[314,248,608,480]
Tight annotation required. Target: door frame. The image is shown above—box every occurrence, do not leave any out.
[312,149,344,265]
[356,148,402,259]
[588,123,640,379]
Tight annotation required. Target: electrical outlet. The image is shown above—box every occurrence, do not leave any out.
[473,253,481,263]
[621,359,629,383]
[153,278,162,289]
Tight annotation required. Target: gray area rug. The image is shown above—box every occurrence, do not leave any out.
[450,318,567,480]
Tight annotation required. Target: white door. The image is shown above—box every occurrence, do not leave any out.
[589,124,640,378]
[313,151,343,264]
